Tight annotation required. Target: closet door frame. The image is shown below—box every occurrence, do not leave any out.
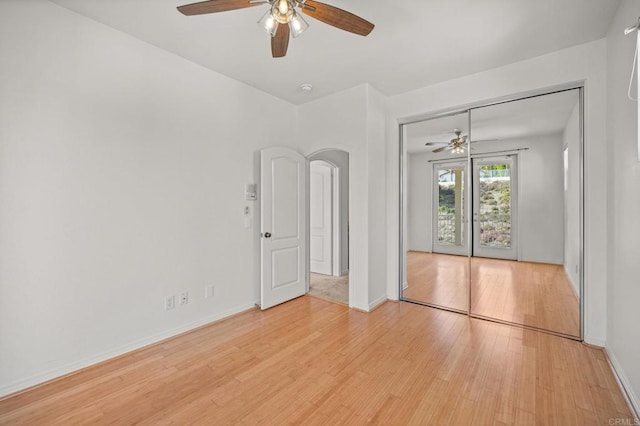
[399,83,584,342]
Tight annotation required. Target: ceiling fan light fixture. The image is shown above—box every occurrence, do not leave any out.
[258,9,279,36]
[178,0,375,58]
[451,146,465,155]
[271,0,294,24]
[290,12,309,38]
[277,0,289,15]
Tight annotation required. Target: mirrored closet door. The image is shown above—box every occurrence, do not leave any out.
[401,111,470,313]
[468,89,581,338]
[401,88,582,339]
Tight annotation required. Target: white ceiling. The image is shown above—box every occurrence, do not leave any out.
[49,0,619,105]
[405,89,580,155]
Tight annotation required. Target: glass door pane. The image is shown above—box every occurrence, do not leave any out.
[473,157,517,260]
[434,162,468,256]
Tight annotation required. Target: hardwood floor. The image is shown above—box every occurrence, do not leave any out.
[404,252,469,311]
[471,257,580,337]
[404,252,580,337]
[0,296,632,425]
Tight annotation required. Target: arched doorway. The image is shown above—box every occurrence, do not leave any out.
[308,150,349,305]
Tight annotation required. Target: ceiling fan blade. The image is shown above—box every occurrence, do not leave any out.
[469,138,499,143]
[425,142,449,146]
[300,0,374,36]
[271,23,290,58]
[177,0,259,16]
[432,146,448,153]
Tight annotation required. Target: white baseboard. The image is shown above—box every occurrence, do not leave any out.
[605,346,640,421]
[563,264,580,299]
[584,336,606,347]
[368,294,388,312]
[584,336,606,348]
[0,301,257,399]
[519,256,563,265]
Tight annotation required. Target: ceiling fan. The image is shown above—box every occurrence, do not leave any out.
[177,0,375,58]
[425,129,498,154]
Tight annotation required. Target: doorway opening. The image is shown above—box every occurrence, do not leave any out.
[307,150,349,305]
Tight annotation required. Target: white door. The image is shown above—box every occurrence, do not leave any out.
[309,161,333,275]
[260,147,307,309]
[472,156,517,260]
[432,161,469,256]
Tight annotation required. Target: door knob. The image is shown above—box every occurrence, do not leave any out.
[264,232,272,238]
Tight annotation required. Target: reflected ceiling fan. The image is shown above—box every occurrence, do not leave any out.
[177,0,375,58]
[425,129,497,154]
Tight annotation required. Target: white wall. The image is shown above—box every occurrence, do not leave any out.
[365,87,388,308]
[563,104,581,295]
[308,150,349,276]
[386,40,608,345]
[0,0,297,396]
[605,0,640,414]
[407,153,433,252]
[516,135,565,264]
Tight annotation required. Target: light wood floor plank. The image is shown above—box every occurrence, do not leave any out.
[404,252,580,336]
[0,296,633,425]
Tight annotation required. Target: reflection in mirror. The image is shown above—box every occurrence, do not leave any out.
[469,89,581,338]
[401,111,470,312]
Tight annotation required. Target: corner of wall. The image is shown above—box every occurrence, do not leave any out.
[365,84,391,305]
[605,345,640,420]
[602,0,640,418]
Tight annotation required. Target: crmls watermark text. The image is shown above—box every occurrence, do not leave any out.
[609,419,639,425]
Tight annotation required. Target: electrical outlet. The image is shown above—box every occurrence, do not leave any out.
[165,295,176,311]
[205,284,215,299]
[179,291,189,305]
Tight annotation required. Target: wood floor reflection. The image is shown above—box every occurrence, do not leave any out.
[404,251,469,311]
[404,252,580,337]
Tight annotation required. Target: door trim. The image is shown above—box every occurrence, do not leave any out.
[306,148,351,305]
[331,165,341,276]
